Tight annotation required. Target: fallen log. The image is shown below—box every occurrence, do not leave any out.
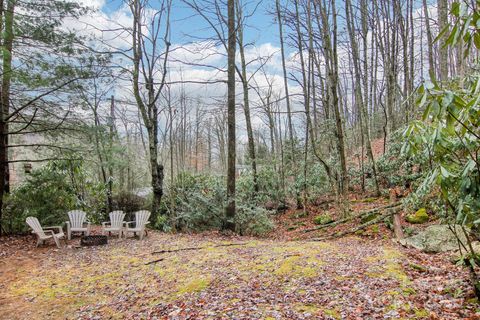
[303,202,402,233]
[310,206,402,241]
[145,258,165,265]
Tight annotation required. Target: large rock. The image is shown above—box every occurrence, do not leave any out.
[399,225,468,253]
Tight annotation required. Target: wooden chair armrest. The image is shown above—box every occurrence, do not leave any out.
[44,226,63,233]
[124,221,135,226]
[43,229,55,236]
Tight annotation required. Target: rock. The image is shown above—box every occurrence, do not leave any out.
[399,225,468,253]
[406,208,429,224]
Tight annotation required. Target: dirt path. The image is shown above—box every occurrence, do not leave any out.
[0,232,477,319]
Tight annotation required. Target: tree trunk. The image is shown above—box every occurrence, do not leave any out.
[0,0,14,235]
[225,0,236,231]
[390,188,404,239]
[346,0,380,196]
[437,0,448,81]
[129,0,170,218]
[107,95,115,213]
[236,1,258,193]
[318,0,348,196]
[422,0,435,78]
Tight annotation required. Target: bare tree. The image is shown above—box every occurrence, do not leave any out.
[129,0,172,216]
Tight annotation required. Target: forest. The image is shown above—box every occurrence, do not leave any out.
[1,0,480,318]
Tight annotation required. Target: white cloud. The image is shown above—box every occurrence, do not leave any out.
[63,2,133,50]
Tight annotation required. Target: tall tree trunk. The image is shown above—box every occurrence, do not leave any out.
[437,0,448,81]
[346,0,380,196]
[318,0,348,196]
[0,0,14,235]
[423,0,435,78]
[293,0,310,208]
[225,0,236,231]
[276,0,302,206]
[107,95,115,213]
[130,0,169,218]
[236,1,258,193]
[275,0,294,147]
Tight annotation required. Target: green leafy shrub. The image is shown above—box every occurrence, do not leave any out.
[154,215,171,232]
[2,167,77,233]
[376,129,427,189]
[235,206,275,236]
[159,172,276,235]
[313,214,334,225]
[165,172,226,231]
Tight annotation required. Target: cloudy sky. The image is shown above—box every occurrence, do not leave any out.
[68,0,303,141]
[68,0,436,143]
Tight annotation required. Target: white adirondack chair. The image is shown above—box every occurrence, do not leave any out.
[102,210,125,238]
[66,210,91,240]
[26,217,65,248]
[124,210,151,240]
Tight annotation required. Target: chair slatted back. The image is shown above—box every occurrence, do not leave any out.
[26,217,46,237]
[68,210,87,228]
[135,210,151,228]
[109,210,125,229]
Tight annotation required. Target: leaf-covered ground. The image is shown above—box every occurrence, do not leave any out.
[0,231,478,319]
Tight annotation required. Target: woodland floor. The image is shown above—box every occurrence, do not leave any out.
[1,223,479,319]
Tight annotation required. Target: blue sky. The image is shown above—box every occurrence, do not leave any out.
[101,0,279,47]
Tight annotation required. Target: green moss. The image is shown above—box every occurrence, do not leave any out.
[361,212,379,223]
[365,249,411,287]
[229,298,241,304]
[406,208,429,224]
[371,225,380,234]
[409,263,427,272]
[414,308,429,318]
[176,277,211,295]
[314,214,334,225]
[274,256,318,278]
[323,308,341,319]
[295,304,319,314]
[385,261,410,284]
[467,297,478,304]
[402,287,416,296]
[386,290,400,296]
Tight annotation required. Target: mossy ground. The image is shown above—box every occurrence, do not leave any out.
[0,231,476,319]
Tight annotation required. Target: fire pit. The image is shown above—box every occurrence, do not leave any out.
[81,235,108,247]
